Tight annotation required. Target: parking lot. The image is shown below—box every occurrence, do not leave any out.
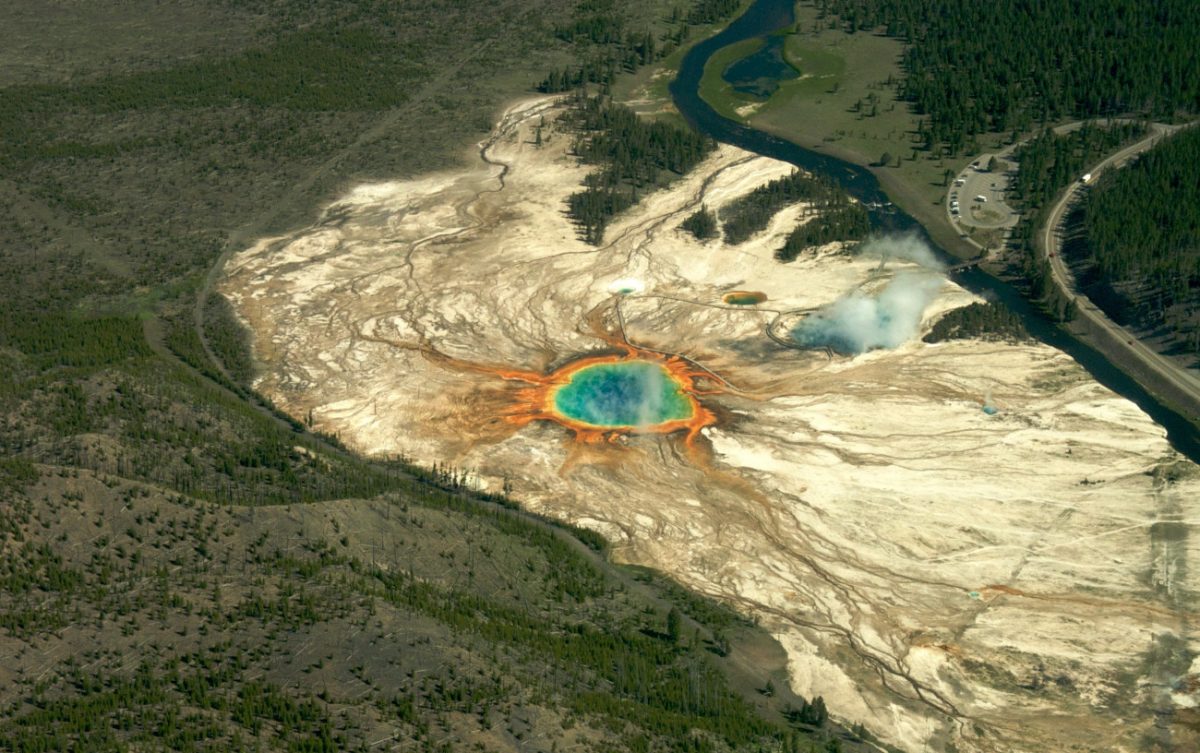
[948,153,1019,231]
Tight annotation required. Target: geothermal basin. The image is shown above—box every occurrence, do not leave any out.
[220,97,1200,753]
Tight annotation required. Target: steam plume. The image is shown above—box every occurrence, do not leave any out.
[792,271,944,354]
[857,233,945,271]
[635,365,667,430]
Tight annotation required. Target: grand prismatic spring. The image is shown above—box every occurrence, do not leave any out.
[499,352,718,444]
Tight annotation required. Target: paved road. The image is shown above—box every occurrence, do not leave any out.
[946,118,1167,258]
[1041,122,1200,421]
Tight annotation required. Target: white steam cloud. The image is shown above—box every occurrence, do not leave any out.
[635,366,667,430]
[793,272,945,354]
[791,234,947,354]
[856,232,945,271]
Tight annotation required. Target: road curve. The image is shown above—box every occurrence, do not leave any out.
[1040,122,1200,424]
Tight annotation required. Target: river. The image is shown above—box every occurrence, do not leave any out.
[668,0,1200,462]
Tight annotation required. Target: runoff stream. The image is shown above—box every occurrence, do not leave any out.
[669,0,1200,462]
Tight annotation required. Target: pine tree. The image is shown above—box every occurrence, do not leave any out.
[681,205,718,240]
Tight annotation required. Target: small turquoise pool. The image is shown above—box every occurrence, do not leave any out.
[553,361,694,428]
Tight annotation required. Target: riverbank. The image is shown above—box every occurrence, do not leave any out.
[691,4,976,258]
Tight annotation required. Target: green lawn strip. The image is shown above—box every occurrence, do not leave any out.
[697,37,766,122]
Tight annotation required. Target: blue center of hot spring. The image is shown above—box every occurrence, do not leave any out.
[552,361,694,428]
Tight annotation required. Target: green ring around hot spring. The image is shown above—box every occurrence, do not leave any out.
[551,360,695,429]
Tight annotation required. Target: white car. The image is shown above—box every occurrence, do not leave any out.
[975,195,987,203]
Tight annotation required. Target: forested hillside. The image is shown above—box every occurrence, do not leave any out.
[537,0,751,93]
[1003,122,1144,320]
[1078,128,1200,354]
[0,460,851,752]
[813,0,1199,152]
[538,5,678,92]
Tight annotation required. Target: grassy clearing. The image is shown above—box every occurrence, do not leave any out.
[773,6,1035,257]
[780,36,844,95]
[612,56,693,130]
[696,37,767,120]
[753,17,909,148]
[686,5,953,217]
[749,8,949,188]
[697,29,846,123]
